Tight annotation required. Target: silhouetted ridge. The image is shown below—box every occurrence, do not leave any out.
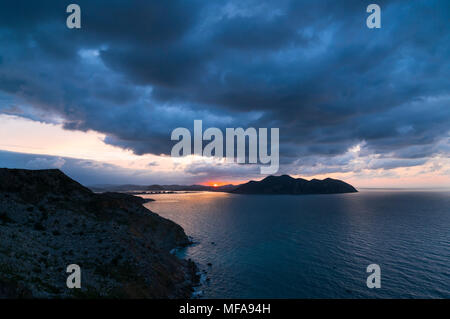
[0,168,91,193]
[231,175,357,195]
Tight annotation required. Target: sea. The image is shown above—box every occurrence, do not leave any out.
[144,190,450,298]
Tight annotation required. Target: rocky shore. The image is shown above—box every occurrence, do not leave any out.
[0,168,199,298]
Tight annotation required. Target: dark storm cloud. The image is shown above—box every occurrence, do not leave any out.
[0,0,449,174]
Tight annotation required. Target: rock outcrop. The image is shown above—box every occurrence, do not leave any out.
[0,168,198,298]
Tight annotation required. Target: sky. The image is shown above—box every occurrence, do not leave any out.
[0,0,449,188]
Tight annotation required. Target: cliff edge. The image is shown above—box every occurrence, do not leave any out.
[0,168,198,298]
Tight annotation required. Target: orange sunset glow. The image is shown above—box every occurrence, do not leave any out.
[204,181,232,187]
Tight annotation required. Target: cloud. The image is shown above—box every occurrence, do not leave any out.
[147,161,159,167]
[0,0,449,177]
[26,157,66,169]
[0,150,199,186]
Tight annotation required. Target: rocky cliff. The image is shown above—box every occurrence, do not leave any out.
[0,168,198,298]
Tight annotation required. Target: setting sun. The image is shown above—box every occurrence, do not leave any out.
[204,181,235,187]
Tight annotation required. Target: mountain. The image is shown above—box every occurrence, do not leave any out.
[231,175,357,195]
[89,176,356,195]
[91,183,238,193]
[89,184,149,192]
[0,168,198,298]
[159,184,238,192]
